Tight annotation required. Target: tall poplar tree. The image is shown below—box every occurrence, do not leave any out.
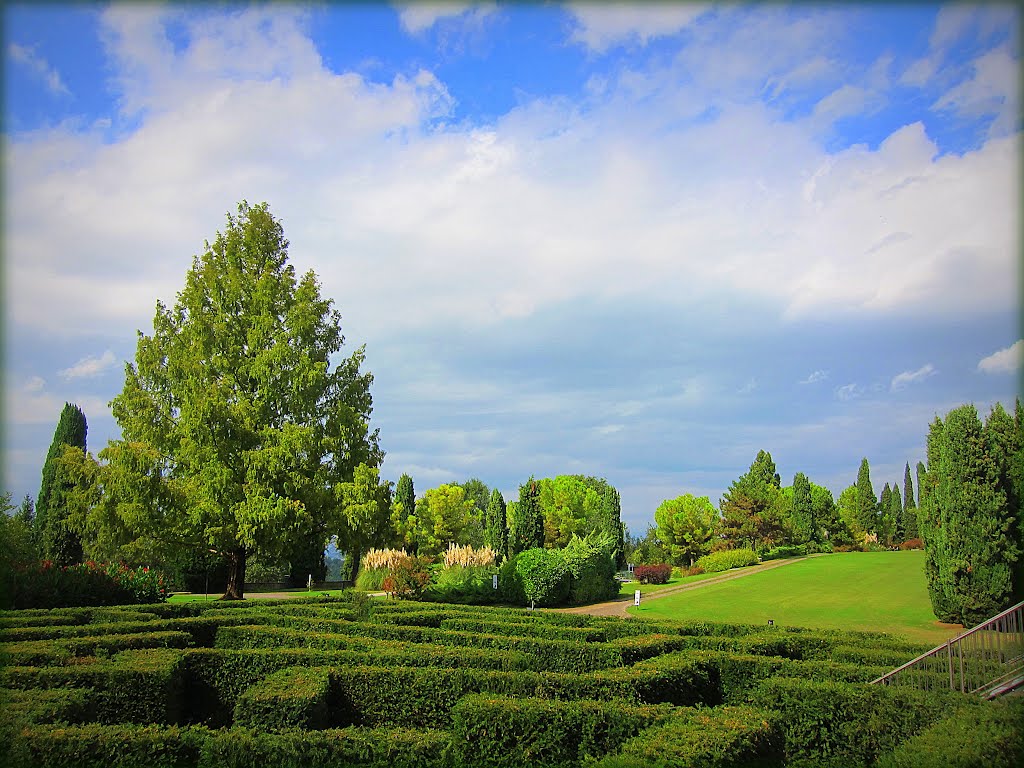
[855,458,877,537]
[104,202,382,599]
[36,403,88,566]
[902,462,918,539]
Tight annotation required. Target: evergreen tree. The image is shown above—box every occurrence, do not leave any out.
[890,479,904,543]
[791,472,815,545]
[599,483,625,567]
[484,489,508,560]
[509,477,544,554]
[878,483,894,545]
[983,400,1024,603]
[922,404,1019,625]
[902,463,918,539]
[392,473,416,550]
[36,403,88,566]
[855,458,877,537]
[720,450,785,552]
[459,478,490,517]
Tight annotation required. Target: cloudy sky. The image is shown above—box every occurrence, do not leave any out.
[3,2,1021,536]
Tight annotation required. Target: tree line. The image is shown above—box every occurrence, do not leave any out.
[3,202,622,599]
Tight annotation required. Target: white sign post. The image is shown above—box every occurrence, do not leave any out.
[492,574,499,590]
[634,589,641,607]
[307,574,312,591]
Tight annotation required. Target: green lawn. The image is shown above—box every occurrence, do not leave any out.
[617,570,725,597]
[628,550,962,646]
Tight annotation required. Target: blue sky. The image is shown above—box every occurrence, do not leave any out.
[3,2,1021,537]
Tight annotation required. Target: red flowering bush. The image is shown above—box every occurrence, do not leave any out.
[634,564,672,584]
[9,559,169,609]
[381,555,433,600]
[898,538,923,550]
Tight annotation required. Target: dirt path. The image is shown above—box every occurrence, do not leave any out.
[551,556,820,618]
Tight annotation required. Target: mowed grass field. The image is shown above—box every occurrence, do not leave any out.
[629,550,962,646]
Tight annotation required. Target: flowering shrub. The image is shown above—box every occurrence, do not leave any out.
[9,559,169,609]
[634,564,672,584]
[443,543,496,568]
[381,555,433,600]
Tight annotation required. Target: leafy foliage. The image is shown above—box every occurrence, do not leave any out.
[483,489,508,561]
[514,547,569,606]
[634,564,672,584]
[36,403,88,566]
[654,494,719,566]
[695,548,759,573]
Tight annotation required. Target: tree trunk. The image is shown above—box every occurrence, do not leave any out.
[222,547,246,600]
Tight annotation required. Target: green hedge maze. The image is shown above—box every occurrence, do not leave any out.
[2,595,1021,767]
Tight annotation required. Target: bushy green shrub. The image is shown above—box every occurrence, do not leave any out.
[515,548,569,607]
[761,545,807,561]
[695,549,760,573]
[599,705,784,768]
[233,667,330,731]
[562,533,620,604]
[353,566,389,591]
[875,698,1024,768]
[496,553,526,604]
[6,560,169,609]
[451,694,673,767]
[422,565,500,604]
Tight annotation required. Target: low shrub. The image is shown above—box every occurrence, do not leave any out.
[451,694,674,767]
[634,564,672,584]
[233,667,330,731]
[353,567,389,591]
[875,698,1024,768]
[1,688,92,726]
[695,549,760,573]
[562,533,620,604]
[422,565,500,605]
[761,545,807,561]
[381,556,432,600]
[599,705,784,768]
[6,560,169,609]
[898,538,923,550]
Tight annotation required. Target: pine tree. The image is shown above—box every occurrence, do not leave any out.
[36,403,88,566]
[902,462,918,539]
[484,489,508,560]
[855,458,877,537]
[791,472,815,544]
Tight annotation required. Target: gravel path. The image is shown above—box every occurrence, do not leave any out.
[549,556,818,618]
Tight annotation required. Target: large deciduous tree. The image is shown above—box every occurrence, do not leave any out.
[408,484,476,556]
[104,201,382,599]
[654,494,719,566]
[37,403,88,566]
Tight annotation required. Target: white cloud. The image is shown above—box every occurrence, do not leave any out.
[568,3,709,52]
[978,340,1023,374]
[24,376,46,393]
[835,383,863,401]
[800,370,828,385]
[933,45,1020,137]
[8,42,70,95]
[59,350,117,380]
[890,363,937,391]
[397,2,497,35]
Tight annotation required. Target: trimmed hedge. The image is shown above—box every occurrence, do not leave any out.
[747,676,980,766]
[2,687,92,726]
[2,630,193,666]
[234,667,330,732]
[451,694,674,767]
[3,723,450,768]
[3,648,186,725]
[875,698,1024,768]
[598,705,785,768]
[438,617,607,642]
[695,549,760,573]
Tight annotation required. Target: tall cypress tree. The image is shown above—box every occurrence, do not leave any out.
[600,484,625,566]
[36,403,88,566]
[791,472,815,544]
[878,483,894,545]
[902,463,918,539]
[855,458,877,537]
[484,489,508,560]
[509,477,544,554]
[890,479,904,543]
[395,474,415,527]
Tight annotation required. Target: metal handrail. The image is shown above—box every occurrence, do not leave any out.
[870,600,1024,697]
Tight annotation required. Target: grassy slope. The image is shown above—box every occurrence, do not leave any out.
[628,551,962,646]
